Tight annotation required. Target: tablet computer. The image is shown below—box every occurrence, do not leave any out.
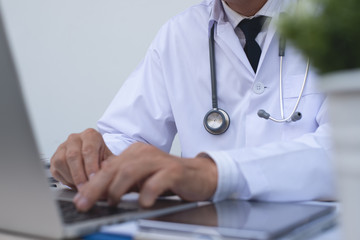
[137,200,337,240]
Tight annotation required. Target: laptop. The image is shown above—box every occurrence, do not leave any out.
[0,5,197,239]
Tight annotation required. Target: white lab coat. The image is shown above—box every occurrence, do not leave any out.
[98,0,335,202]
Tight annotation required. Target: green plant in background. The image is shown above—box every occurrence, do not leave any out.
[279,0,360,74]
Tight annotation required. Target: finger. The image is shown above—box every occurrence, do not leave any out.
[52,171,75,189]
[74,160,116,212]
[50,145,75,187]
[107,163,156,206]
[65,134,87,189]
[103,144,114,160]
[81,129,104,178]
[139,170,174,208]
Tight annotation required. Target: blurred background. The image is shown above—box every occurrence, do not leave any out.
[0,0,199,159]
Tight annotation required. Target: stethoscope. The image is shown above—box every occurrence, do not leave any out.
[203,23,310,135]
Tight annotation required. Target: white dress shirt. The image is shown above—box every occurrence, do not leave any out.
[221,0,281,49]
[98,0,335,202]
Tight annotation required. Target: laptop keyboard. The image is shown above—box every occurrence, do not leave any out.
[57,200,139,224]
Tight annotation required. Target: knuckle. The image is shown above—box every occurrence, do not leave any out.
[83,128,99,137]
[56,142,66,151]
[67,133,79,142]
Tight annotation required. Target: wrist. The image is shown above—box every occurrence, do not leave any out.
[180,154,218,201]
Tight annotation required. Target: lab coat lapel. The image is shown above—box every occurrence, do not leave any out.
[215,22,255,77]
[257,20,277,73]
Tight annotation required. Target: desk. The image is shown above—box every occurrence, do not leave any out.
[100,219,341,240]
[0,225,341,240]
[0,201,341,240]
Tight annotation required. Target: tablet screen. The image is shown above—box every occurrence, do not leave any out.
[138,200,336,240]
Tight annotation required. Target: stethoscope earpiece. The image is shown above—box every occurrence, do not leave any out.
[291,112,302,122]
[257,109,270,119]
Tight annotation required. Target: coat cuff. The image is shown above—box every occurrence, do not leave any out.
[203,151,249,202]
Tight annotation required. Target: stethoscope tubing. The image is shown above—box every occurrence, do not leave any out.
[209,24,218,109]
[269,58,310,123]
[205,21,309,135]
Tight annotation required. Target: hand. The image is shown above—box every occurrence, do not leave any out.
[50,128,113,189]
[73,142,218,212]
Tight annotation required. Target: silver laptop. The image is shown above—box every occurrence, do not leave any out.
[0,5,197,239]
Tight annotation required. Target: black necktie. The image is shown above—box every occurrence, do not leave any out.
[238,16,268,73]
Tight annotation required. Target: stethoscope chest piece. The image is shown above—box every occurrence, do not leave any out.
[203,108,230,135]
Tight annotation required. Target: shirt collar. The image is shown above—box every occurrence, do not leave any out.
[208,0,286,33]
[221,0,283,29]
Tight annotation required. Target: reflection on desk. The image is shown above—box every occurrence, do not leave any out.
[103,200,339,240]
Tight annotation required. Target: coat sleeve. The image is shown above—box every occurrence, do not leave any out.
[97,38,177,156]
[205,98,336,202]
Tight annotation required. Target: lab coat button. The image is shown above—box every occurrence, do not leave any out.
[253,82,265,94]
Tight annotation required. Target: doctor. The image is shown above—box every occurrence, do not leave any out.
[51,0,335,212]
